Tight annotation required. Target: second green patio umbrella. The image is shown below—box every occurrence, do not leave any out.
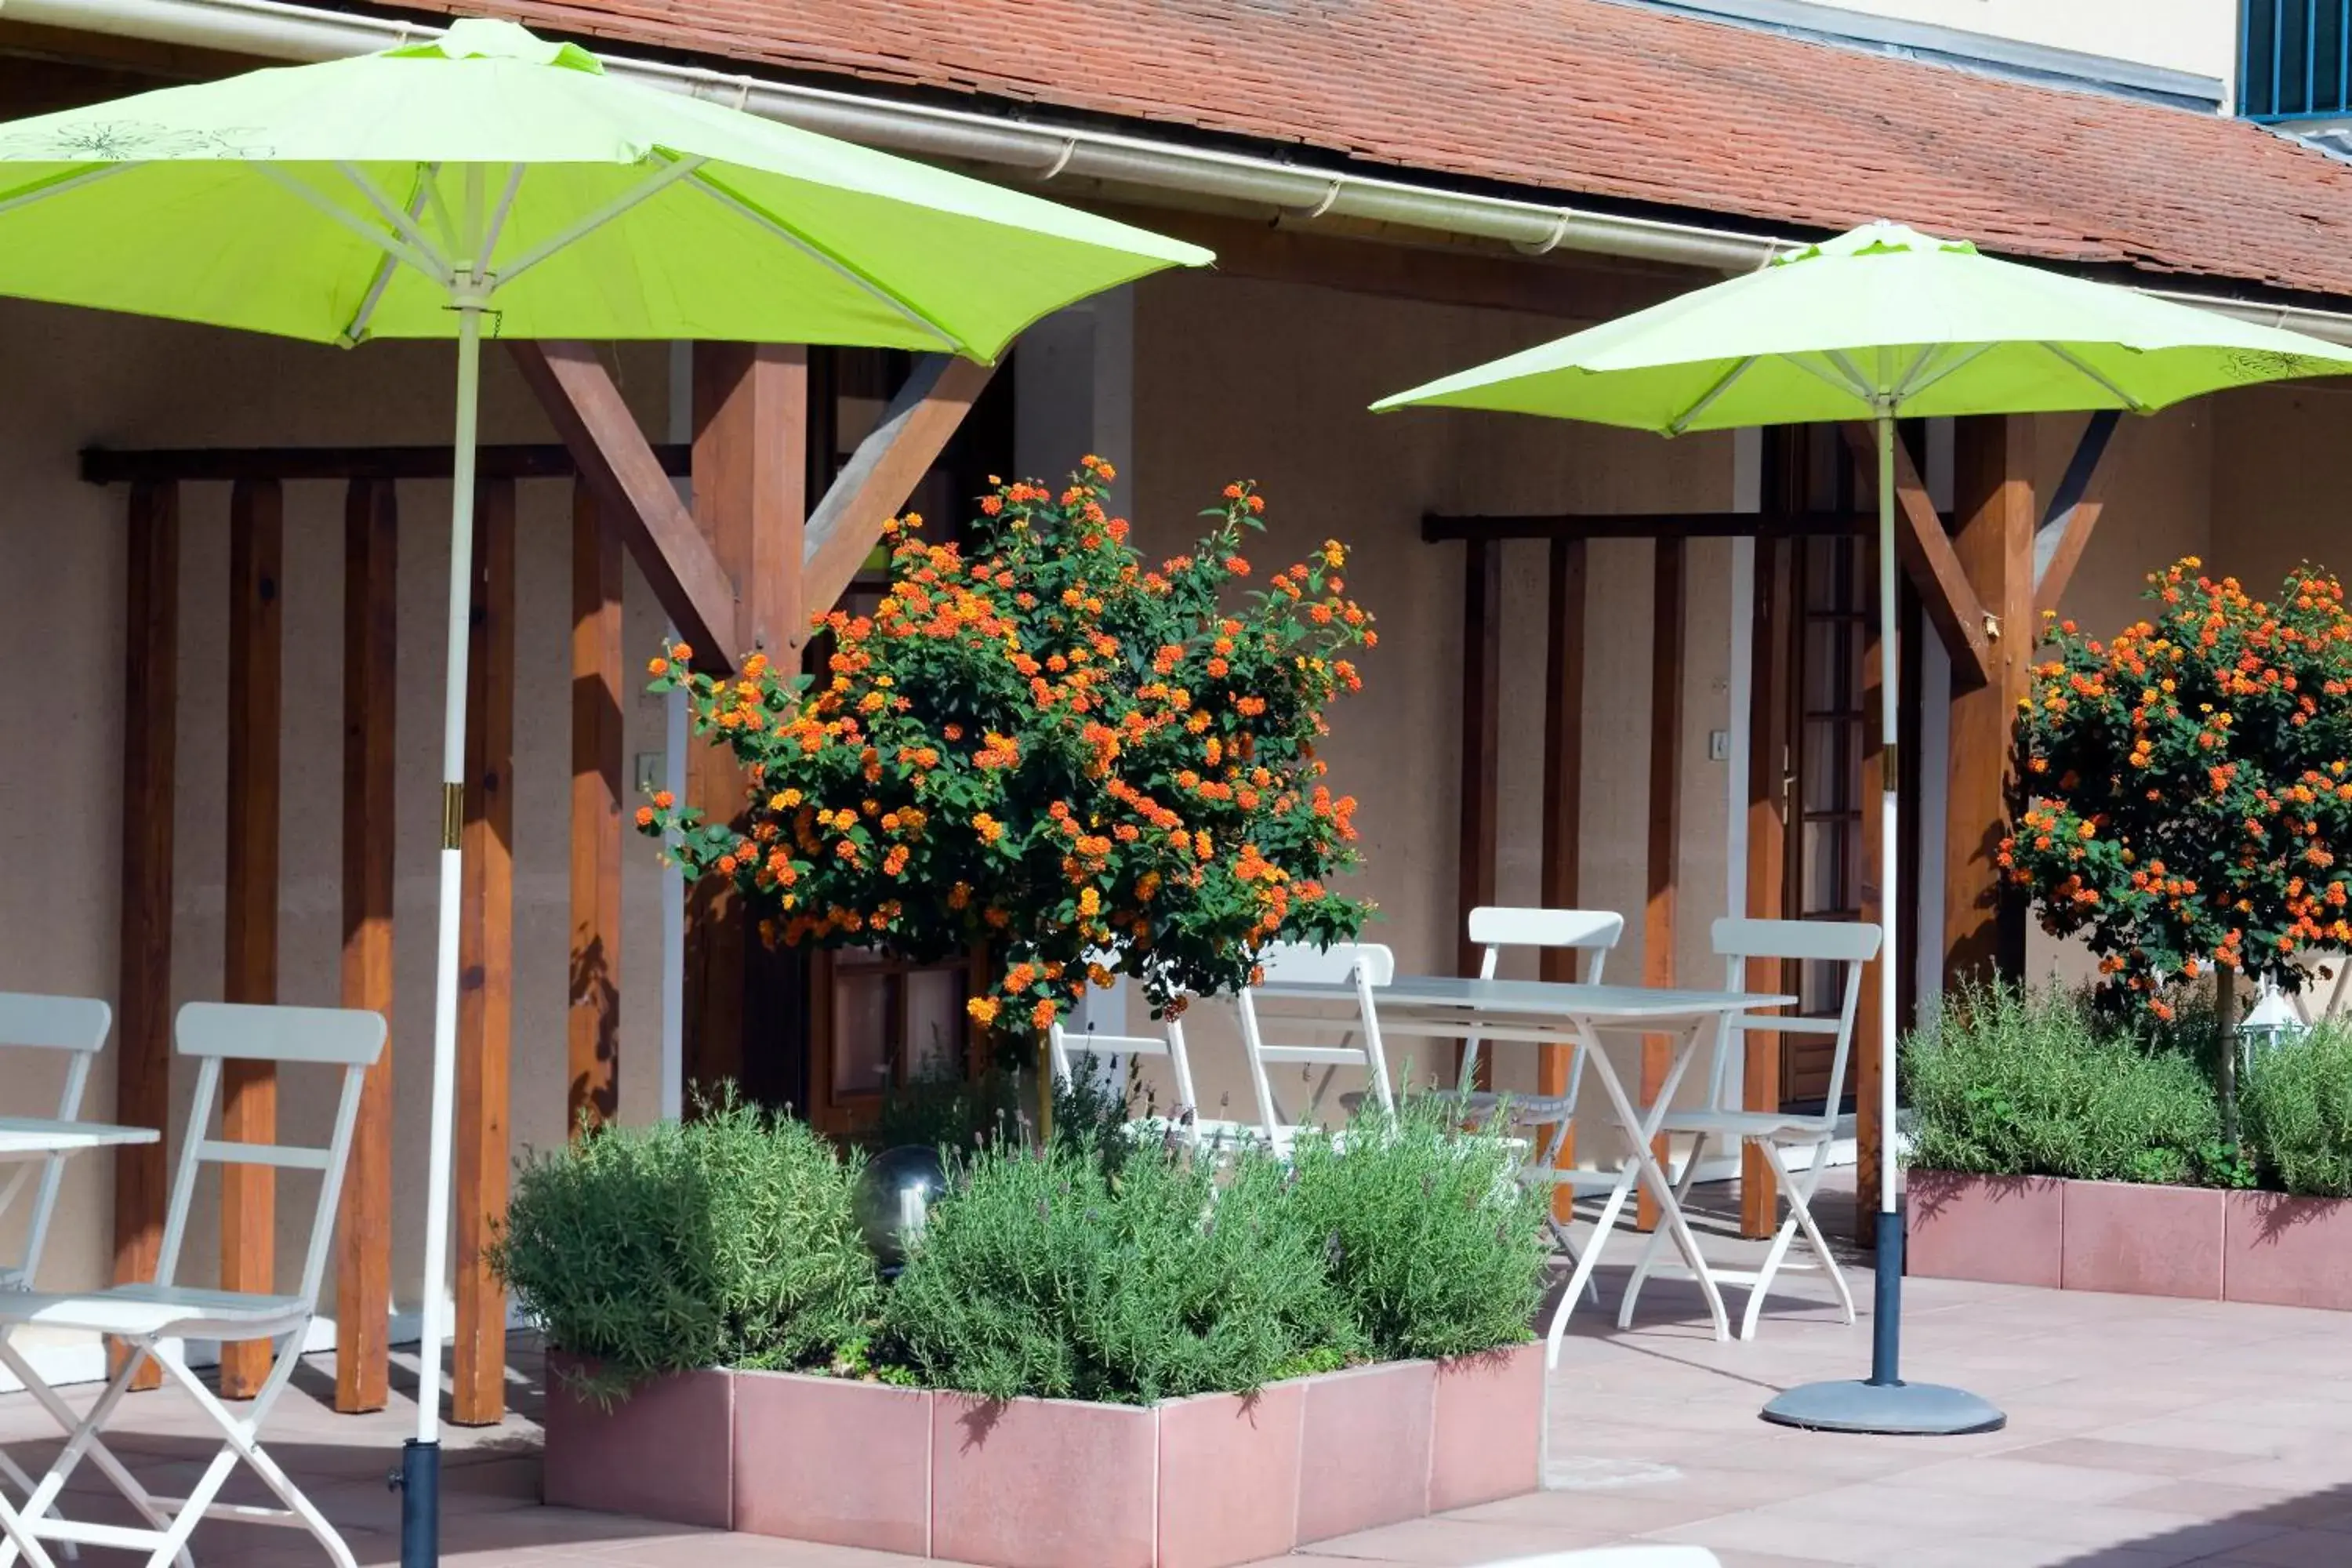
[0,18,1208,1564]
[1377,220,2352,1435]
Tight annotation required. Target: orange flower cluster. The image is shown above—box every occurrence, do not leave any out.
[637,458,1376,1041]
[2005,557,2352,1008]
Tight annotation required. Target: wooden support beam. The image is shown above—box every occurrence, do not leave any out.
[694,343,809,654]
[1538,539,1587,1211]
[2034,409,2122,619]
[1639,538,1685,1232]
[1740,537,1794,1241]
[1855,539,1887,1247]
[1424,510,1874,545]
[454,477,516,1427]
[82,443,690,485]
[509,339,738,670]
[220,476,281,1399]
[801,354,998,634]
[1840,423,1994,690]
[335,477,397,1414]
[569,481,624,1134]
[112,479,176,1394]
[1456,538,1503,1088]
[1946,416,2037,989]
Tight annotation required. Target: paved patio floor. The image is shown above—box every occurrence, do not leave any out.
[5,1181,2351,1568]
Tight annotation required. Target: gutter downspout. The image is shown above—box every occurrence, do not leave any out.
[24,0,2352,343]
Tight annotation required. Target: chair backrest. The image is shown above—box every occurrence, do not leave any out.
[1047,1014,1202,1133]
[1254,940,1396,988]
[1235,942,1396,1145]
[1708,917,1881,1121]
[0,993,113,1288]
[157,1004,386,1309]
[1465,907,1624,983]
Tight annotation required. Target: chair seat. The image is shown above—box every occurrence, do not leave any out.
[0,1283,309,1339]
[1657,1109,1825,1140]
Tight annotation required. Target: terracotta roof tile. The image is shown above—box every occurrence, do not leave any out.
[394,0,2352,299]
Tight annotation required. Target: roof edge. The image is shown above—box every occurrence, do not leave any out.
[18,0,2352,339]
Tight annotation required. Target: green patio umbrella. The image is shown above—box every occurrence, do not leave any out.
[1376,220,2352,1436]
[0,18,1209,1564]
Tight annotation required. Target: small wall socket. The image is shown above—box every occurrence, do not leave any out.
[1707,729,1730,762]
[633,752,665,795]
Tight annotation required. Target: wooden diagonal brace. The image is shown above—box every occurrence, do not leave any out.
[2034,409,2125,619]
[510,340,739,673]
[799,353,998,644]
[1841,423,1994,690]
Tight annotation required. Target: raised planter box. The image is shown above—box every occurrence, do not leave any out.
[1907,1172,2352,1312]
[543,1343,1543,1568]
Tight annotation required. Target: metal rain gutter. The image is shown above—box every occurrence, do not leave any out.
[21,0,2352,344]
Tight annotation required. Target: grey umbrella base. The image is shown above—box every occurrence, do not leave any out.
[1760,1377,2006,1436]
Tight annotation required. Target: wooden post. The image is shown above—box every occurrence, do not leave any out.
[113,479,177,1393]
[1538,539,1586,1214]
[1457,538,1503,1088]
[335,477,397,1414]
[684,343,808,1099]
[220,476,281,1399]
[1740,537,1793,1240]
[1639,538,1685,1232]
[1856,535,1887,1245]
[1946,416,2036,989]
[454,477,515,1426]
[570,481,624,1133]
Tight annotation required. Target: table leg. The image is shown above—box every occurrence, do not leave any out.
[1584,1020,1729,1341]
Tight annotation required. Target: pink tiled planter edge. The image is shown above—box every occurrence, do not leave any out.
[1907,1171,2352,1312]
[542,1344,1542,1568]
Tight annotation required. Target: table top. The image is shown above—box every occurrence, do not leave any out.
[0,1116,161,1156]
[1250,975,1796,1022]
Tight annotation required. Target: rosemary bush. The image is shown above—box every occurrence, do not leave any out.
[2242,1021,2352,1197]
[1284,1094,1549,1361]
[1903,981,2226,1186]
[492,1098,881,1403]
[882,1140,1359,1403]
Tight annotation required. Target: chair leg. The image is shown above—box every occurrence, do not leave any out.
[1616,1133,1710,1330]
[0,1488,60,1568]
[151,1336,357,1568]
[0,1336,186,1568]
[1741,1134,1853,1340]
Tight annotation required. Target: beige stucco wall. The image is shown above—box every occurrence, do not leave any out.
[1125,267,1738,1160]
[0,297,679,1306]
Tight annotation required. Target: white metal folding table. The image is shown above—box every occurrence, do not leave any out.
[1247,976,1792,1363]
[0,1115,160,1544]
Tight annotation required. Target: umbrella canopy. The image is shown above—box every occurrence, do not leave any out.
[0,16,1209,355]
[1373,220,2352,1438]
[1375,222,2352,428]
[0,21,1210,1564]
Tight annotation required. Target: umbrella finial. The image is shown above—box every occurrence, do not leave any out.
[395,17,606,74]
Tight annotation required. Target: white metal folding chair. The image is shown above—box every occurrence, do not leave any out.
[1450,909,1624,1298]
[0,1002,385,1568]
[1047,1010,1261,1149]
[0,995,113,1294]
[1233,941,1395,1152]
[1617,917,1879,1341]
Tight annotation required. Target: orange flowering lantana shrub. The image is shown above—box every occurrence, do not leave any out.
[638,459,1375,1037]
[2005,557,2352,1015]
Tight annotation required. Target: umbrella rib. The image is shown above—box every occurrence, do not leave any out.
[1666,355,1757,435]
[339,167,437,347]
[1787,352,1872,403]
[1896,343,1994,403]
[477,164,528,280]
[684,165,971,354]
[493,154,702,286]
[0,164,126,219]
[257,164,449,285]
[338,162,455,278]
[2042,343,2151,412]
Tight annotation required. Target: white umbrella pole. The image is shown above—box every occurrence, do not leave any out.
[1869,410,1904,1386]
[404,292,484,1568]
